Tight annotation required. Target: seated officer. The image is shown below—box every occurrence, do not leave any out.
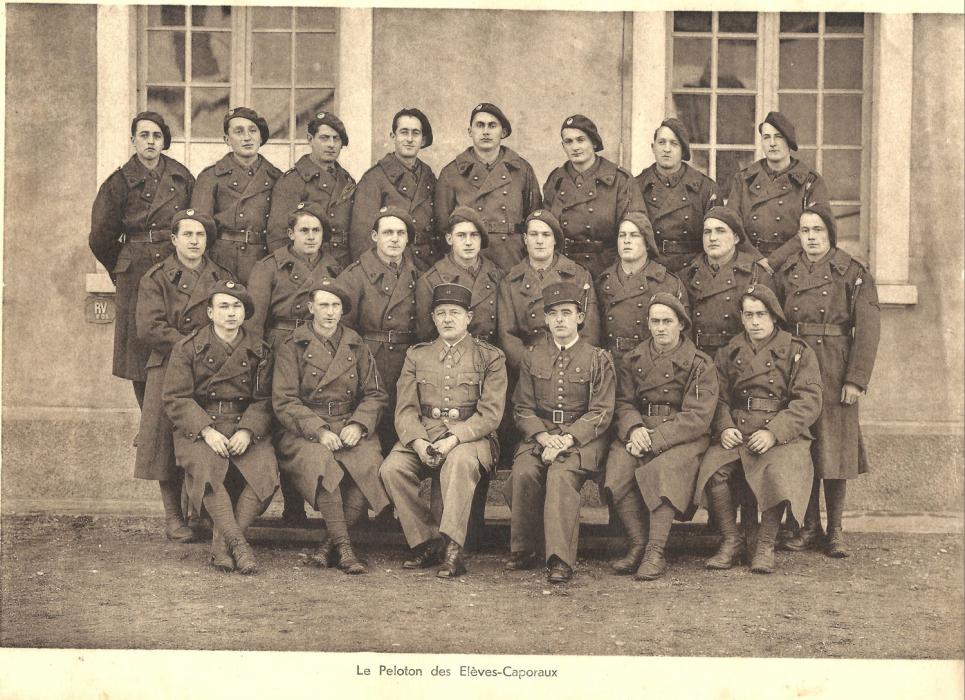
[272,279,390,575]
[604,294,717,580]
[695,285,823,574]
[505,282,615,583]
[379,284,507,578]
[162,280,277,574]
[414,205,503,343]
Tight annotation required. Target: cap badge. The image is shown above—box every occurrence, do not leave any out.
[566,118,574,125]
[379,206,388,213]
[296,202,306,209]
[186,209,195,216]
[533,210,542,216]
[747,286,755,293]
[225,281,235,288]
[316,112,326,119]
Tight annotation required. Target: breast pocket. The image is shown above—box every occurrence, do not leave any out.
[457,372,482,401]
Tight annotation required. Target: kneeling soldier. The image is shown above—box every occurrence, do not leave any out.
[163,280,277,574]
[379,283,507,578]
[505,282,615,583]
[604,293,717,580]
[695,285,823,573]
[272,279,390,574]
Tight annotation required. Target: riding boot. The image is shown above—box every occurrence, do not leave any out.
[705,481,741,570]
[611,501,649,575]
[751,503,785,574]
[634,503,674,581]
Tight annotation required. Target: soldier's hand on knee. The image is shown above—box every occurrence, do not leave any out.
[412,439,435,466]
[629,426,652,453]
[840,382,863,406]
[545,434,569,450]
[720,428,744,450]
[541,446,562,464]
[746,429,776,454]
[226,429,253,456]
[431,435,459,458]
[339,423,364,448]
[625,442,644,458]
[201,426,231,458]
[317,429,343,451]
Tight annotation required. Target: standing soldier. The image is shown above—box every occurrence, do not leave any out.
[504,282,615,583]
[776,204,880,558]
[267,112,355,269]
[350,108,438,271]
[191,107,281,284]
[695,285,823,574]
[89,111,194,407]
[379,284,507,578]
[604,294,717,580]
[596,211,689,366]
[635,118,717,273]
[163,280,277,574]
[725,111,830,273]
[272,279,391,575]
[134,210,235,541]
[336,206,420,451]
[435,102,542,271]
[414,206,503,343]
[542,115,644,278]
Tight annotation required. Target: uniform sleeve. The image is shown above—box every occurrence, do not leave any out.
[89,173,126,276]
[244,260,274,340]
[579,277,602,347]
[433,167,457,239]
[349,344,387,436]
[613,357,645,441]
[701,175,719,214]
[711,347,738,435]
[566,348,615,446]
[512,354,545,441]
[162,339,213,439]
[496,279,527,370]
[189,169,217,219]
[541,171,559,212]
[448,348,507,444]
[334,266,362,331]
[766,344,824,444]
[272,337,327,438]
[238,348,274,440]
[844,269,881,390]
[523,163,544,218]
[414,271,436,341]
[672,272,691,316]
[765,236,801,271]
[266,174,301,253]
[620,171,647,220]
[135,271,183,356]
[649,357,718,455]
[394,349,430,446]
[348,170,382,261]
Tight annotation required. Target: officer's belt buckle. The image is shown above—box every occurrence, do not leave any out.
[430,407,442,419]
[551,410,565,424]
[447,408,460,419]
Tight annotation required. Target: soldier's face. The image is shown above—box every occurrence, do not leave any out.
[617,221,648,264]
[468,113,503,151]
[648,304,683,348]
[703,218,739,261]
[171,220,207,262]
[741,298,775,341]
[524,221,555,263]
[289,213,324,256]
[224,118,262,157]
[391,116,424,159]
[309,125,343,163]
[760,123,790,165]
[545,303,583,344]
[446,222,482,264]
[561,128,595,168]
[132,119,164,163]
[207,293,245,330]
[651,126,683,171]
[309,290,343,332]
[432,303,472,341]
[371,216,408,261]
[798,212,832,259]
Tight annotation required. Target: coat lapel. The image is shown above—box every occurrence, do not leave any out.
[316,330,359,389]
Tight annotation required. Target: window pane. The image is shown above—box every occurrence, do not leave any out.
[671,94,710,143]
[251,88,291,140]
[673,12,711,33]
[690,149,711,178]
[831,205,861,243]
[191,87,231,138]
[717,95,756,144]
[148,5,185,27]
[296,7,338,30]
[191,32,231,82]
[824,39,863,89]
[252,33,291,85]
[778,93,817,145]
[147,87,184,137]
[672,38,712,89]
[796,147,818,171]
[718,40,756,89]
[251,7,291,29]
[295,88,336,137]
[718,12,757,34]
[188,142,230,176]
[826,13,864,34]
[259,145,290,172]
[296,33,337,85]
[779,39,817,89]
[716,150,754,189]
[294,143,312,161]
[147,31,186,83]
[823,150,862,201]
[824,95,863,144]
[780,13,818,33]
[192,6,231,28]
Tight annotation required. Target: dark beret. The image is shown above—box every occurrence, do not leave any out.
[654,117,691,161]
[207,279,254,319]
[223,107,270,145]
[308,110,348,145]
[308,277,353,316]
[759,111,798,151]
[524,209,564,250]
[619,211,660,259]
[171,208,217,241]
[561,114,603,152]
[447,205,489,249]
[131,111,172,151]
[648,292,691,331]
[801,202,838,247]
[741,284,787,327]
[470,102,511,138]
[703,206,746,243]
[372,205,415,243]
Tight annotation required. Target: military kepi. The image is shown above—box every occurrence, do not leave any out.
[207,279,255,319]
[561,114,604,152]
[758,111,798,151]
[431,283,473,311]
[741,284,787,327]
[648,292,691,330]
[542,282,584,312]
[470,102,511,138]
[171,208,217,241]
[131,111,172,150]
[223,107,270,145]
[308,277,353,315]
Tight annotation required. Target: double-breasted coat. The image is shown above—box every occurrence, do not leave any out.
[191,153,282,283]
[134,255,236,480]
[272,324,390,513]
[434,146,542,271]
[496,255,601,371]
[414,254,504,343]
[350,153,438,270]
[89,154,195,381]
[775,248,880,479]
[542,157,645,278]
[635,162,718,273]
[266,154,356,269]
[606,337,717,516]
[163,325,277,511]
[695,330,823,519]
[725,158,830,270]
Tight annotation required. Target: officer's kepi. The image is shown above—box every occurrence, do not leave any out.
[431,283,472,311]
[542,282,584,312]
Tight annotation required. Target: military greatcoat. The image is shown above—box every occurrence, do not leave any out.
[414,254,504,343]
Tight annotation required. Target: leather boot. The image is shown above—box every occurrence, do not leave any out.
[280,473,308,526]
[228,536,259,575]
[209,531,234,572]
[160,479,195,543]
[634,504,673,581]
[824,479,849,558]
[751,504,784,574]
[335,540,366,575]
[403,539,443,569]
[611,505,649,575]
[437,539,467,578]
[309,537,335,568]
[784,477,825,551]
[740,488,759,565]
[705,482,741,570]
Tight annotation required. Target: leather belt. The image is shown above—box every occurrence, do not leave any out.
[219,229,266,244]
[696,330,733,349]
[363,329,415,344]
[751,239,783,254]
[304,399,354,416]
[202,399,250,414]
[795,322,848,337]
[271,318,308,331]
[563,238,604,254]
[746,397,783,412]
[661,239,700,255]
[421,405,475,420]
[638,401,674,417]
[122,230,169,244]
[609,336,641,352]
[536,408,582,424]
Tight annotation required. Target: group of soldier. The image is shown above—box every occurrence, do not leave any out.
[89,101,880,584]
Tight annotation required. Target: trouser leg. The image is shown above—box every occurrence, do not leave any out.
[751,502,785,574]
[314,482,348,544]
[341,475,369,531]
[508,457,546,556]
[204,484,258,574]
[380,452,437,548]
[635,501,674,581]
[824,479,849,558]
[610,489,649,574]
[438,447,482,548]
[132,381,146,409]
[544,465,585,568]
[705,477,741,570]
[159,474,194,542]
[784,474,824,551]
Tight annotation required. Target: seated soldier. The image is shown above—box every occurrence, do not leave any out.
[695,285,823,574]
[162,280,277,574]
[505,282,615,584]
[604,293,717,580]
[379,283,507,578]
[272,279,390,575]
